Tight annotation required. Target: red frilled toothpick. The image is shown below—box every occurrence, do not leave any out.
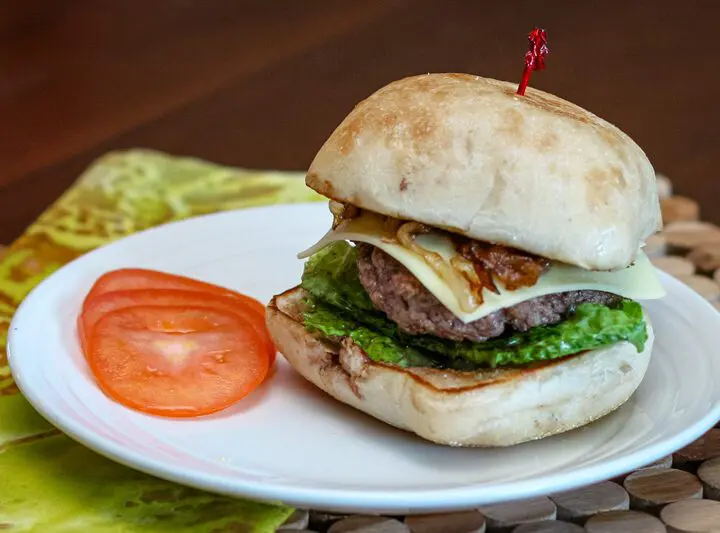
[516,28,549,96]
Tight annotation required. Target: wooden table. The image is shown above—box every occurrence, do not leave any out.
[2,1,718,243]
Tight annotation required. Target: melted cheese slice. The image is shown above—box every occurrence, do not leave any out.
[298,212,666,324]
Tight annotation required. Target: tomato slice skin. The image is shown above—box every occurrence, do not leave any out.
[83,268,265,316]
[80,289,275,364]
[77,314,88,354]
[87,305,269,417]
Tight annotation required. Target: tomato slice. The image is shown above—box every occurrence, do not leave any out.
[77,314,88,353]
[80,289,275,364]
[83,268,265,316]
[87,305,269,417]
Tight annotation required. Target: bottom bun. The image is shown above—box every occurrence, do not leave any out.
[266,286,655,447]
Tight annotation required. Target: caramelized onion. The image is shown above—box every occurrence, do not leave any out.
[396,222,430,248]
[381,216,403,235]
[397,222,480,312]
[456,239,550,291]
[329,201,360,229]
[450,255,501,309]
[451,256,500,298]
[388,216,549,313]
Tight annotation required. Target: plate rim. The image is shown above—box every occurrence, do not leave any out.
[7,203,720,513]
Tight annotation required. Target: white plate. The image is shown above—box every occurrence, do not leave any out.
[8,203,720,514]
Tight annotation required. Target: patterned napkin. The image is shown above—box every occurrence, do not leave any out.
[0,149,324,532]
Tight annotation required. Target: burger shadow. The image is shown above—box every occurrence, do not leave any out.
[298,383,642,483]
[386,411,638,485]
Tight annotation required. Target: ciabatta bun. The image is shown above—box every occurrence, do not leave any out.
[266,286,654,447]
[306,73,661,271]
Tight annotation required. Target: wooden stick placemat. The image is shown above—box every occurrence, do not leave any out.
[271,173,720,532]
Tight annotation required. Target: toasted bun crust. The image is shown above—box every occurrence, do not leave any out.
[306,73,661,270]
[266,286,654,447]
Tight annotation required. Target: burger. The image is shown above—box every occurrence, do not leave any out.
[265,73,665,447]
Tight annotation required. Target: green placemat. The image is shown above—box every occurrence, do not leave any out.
[0,149,324,532]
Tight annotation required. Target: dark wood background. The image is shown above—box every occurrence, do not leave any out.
[2,1,719,242]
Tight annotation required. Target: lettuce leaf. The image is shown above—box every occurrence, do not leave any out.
[303,301,441,368]
[300,242,648,369]
[300,240,376,313]
[402,299,647,366]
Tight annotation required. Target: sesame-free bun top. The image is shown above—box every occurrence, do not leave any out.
[306,73,661,270]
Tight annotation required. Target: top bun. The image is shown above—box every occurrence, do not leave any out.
[306,73,661,270]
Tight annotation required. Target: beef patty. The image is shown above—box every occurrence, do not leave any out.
[355,244,621,342]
